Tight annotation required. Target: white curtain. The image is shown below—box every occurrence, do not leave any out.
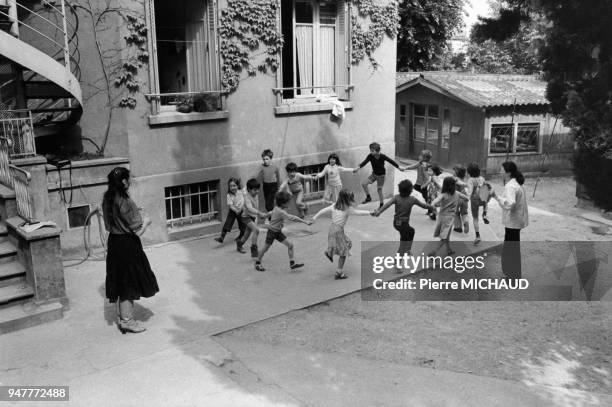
[295,25,313,95]
[185,0,210,92]
[317,26,335,94]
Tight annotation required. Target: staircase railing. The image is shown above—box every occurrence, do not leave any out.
[9,164,34,223]
[0,0,82,126]
[0,136,35,223]
[0,109,37,158]
[0,136,13,187]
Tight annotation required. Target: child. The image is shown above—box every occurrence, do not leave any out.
[466,162,491,245]
[215,177,246,243]
[353,142,406,208]
[404,149,433,218]
[422,163,443,220]
[280,162,309,218]
[312,153,354,204]
[256,149,281,212]
[255,192,313,272]
[452,165,470,234]
[374,179,433,260]
[312,189,374,280]
[236,178,269,257]
[429,177,469,257]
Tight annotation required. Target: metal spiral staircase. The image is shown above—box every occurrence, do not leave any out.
[0,0,82,134]
[0,1,79,333]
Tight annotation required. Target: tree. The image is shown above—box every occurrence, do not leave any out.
[474,0,612,208]
[396,0,466,71]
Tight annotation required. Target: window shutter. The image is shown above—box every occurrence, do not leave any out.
[208,0,219,91]
[336,0,350,100]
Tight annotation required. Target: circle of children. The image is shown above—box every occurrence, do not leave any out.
[214,143,492,280]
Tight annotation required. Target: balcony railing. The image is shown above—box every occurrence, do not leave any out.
[272,84,354,107]
[145,90,228,116]
[0,110,37,158]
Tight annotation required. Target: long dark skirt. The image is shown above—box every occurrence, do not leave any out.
[106,233,159,303]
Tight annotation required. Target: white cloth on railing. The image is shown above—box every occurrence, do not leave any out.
[315,95,346,120]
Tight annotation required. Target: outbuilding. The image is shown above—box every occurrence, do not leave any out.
[395,72,574,175]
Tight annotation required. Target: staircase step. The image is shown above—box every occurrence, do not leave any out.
[0,283,34,306]
[25,81,71,99]
[0,222,7,237]
[0,261,25,282]
[0,241,17,264]
[0,301,63,334]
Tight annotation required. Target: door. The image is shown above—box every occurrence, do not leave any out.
[412,104,440,160]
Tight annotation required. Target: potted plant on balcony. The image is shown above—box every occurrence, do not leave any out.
[193,93,220,113]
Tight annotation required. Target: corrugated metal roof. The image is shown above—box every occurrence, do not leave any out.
[396,72,549,108]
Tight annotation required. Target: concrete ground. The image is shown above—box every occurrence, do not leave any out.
[1,167,609,406]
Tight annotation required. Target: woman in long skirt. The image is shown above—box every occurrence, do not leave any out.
[103,167,159,334]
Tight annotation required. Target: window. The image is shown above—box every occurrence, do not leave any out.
[147,0,221,115]
[298,163,326,199]
[399,104,406,120]
[489,123,540,154]
[442,109,451,149]
[165,180,219,227]
[516,123,539,153]
[279,0,350,101]
[67,205,91,229]
[413,104,439,147]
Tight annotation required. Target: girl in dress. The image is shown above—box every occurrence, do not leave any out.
[312,153,354,204]
[429,177,469,257]
[102,167,159,334]
[422,163,443,220]
[312,189,374,280]
[214,177,246,243]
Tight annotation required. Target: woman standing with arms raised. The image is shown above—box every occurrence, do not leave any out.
[490,161,529,281]
[102,167,159,334]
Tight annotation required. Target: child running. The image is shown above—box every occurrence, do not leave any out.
[466,162,491,245]
[404,149,434,218]
[354,142,406,208]
[312,189,374,280]
[255,192,313,272]
[422,163,443,220]
[452,165,470,234]
[256,149,281,212]
[429,177,469,257]
[373,180,433,260]
[279,162,309,218]
[312,153,354,204]
[215,177,246,243]
[236,178,269,257]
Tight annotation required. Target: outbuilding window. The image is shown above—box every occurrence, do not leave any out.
[490,123,540,154]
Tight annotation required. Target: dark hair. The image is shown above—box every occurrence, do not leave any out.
[502,161,525,185]
[102,167,130,223]
[327,153,341,166]
[285,162,298,172]
[335,189,355,210]
[369,142,381,152]
[227,177,241,190]
[441,176,456,195]
[466,162,481,178]
[398,179,413,197]
[429,163,442,176]
[246,178,260,190]
[420,149,432,161]
[275,191,291,207]
[453,164,466,179]
[261,149,273,159]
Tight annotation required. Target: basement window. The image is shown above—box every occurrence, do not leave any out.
[67,205,91,229]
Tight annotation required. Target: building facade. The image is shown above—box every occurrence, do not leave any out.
[1,0,399,250]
